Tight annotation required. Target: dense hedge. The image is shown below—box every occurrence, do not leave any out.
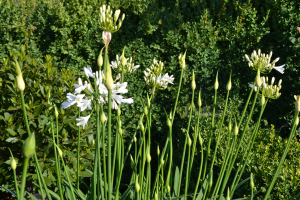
[1,0,300,199]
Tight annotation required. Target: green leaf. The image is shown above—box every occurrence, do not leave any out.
[173,166,180,196]
[79,170,93,177]
[33,105,43,117]
[6,137,20,143]
[196,174,209,200]
[6,128,17,136]
[120,182,135,200]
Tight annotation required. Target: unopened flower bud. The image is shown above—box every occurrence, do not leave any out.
[147,154,151,163]
[295,95,300,112]
[155,192,158,200]
[250,173,254,189]
[135,177,140,193]
[191,71,196,90]
[119,127,123,135]
[198,91,202,108]
[134,137,137,143]
[234,124,239,136]
[140,121,144,132]
[105,61,114,90]
[167,185,170,193]
[160,158,164,165]
[147,93,151,108]
[226,73,232,91]
[199,136,204,145]
[57,146,63,157]
[144,106,148,115]
[167,118,172,128]
[11,158,17,170]
[295,117,299,126]
[55,106,59,117]
[122,13,125,21]
[22,133,36,158]
[157,145,160,155]
[97,48,104,68]
[226,188,230,200]
[17,74,25,91]
[214,72,219,90]
[188,135,192,146]
[101,112,107,124]
[121,48,126,66]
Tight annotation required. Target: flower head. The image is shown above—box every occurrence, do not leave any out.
[261,76,282,99]
[76,115,91,129]
[111,54,140,74]
[62,93,85,109]
[245,50,285,74]
[99,5,125,33]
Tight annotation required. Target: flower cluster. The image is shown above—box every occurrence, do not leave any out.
[62,65,133,129]
[250,76,282,99]
[110,55,140,74]
[245,49,285,74]
[99,5,125,33]
[144,59,174,90]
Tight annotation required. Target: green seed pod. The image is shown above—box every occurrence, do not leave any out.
[22,133,36,158]
[117,107,121,116]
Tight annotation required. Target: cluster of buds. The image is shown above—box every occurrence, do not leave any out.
[249,76,282,100]
[110,55,140,74]
[178,50,186,69]
[245,49,285,74]
[144,59,174,90]
[261,77,282,99]
[99,5,125,33]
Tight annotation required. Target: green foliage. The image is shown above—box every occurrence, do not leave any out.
[0,0,300,199]
[0,45,95,193]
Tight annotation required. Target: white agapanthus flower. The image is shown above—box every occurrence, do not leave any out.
[74,78,86,94]
[77,98,92,111]
[84,65,94,78]
[62,93,85,109]
[272,64,285,74]
[76,115,90,129]
[110,61,118,69]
